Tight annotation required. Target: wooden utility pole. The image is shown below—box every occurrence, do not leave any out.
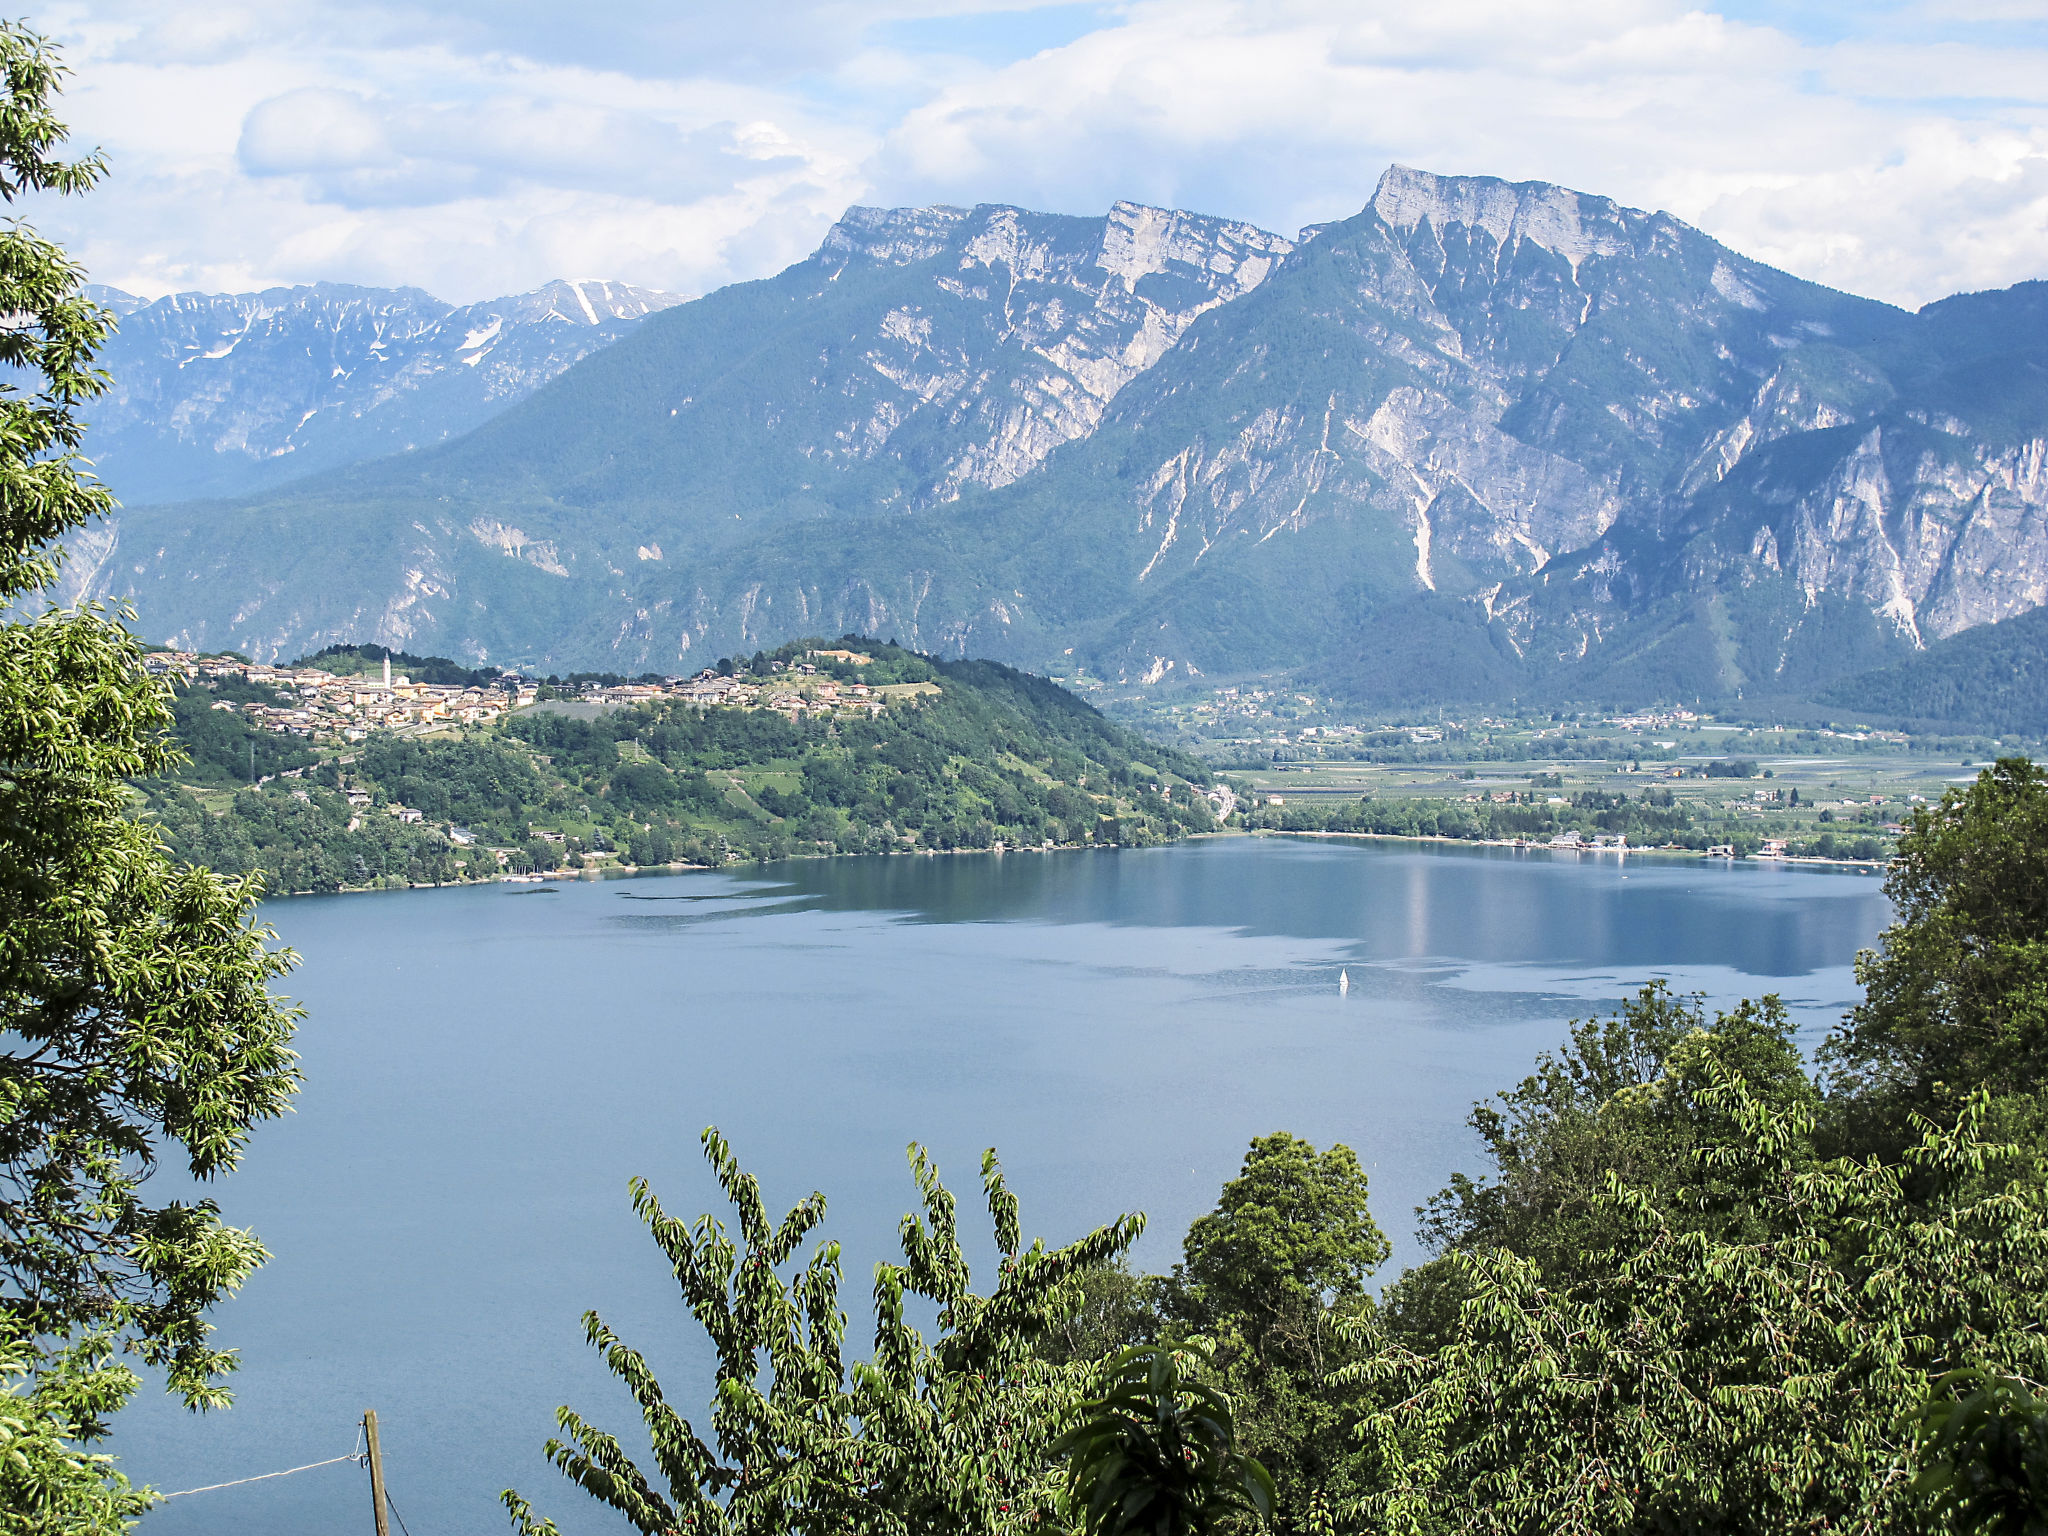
[363,1409,391,1536]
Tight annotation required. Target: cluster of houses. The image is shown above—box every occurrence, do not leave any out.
[145,650,539,741]
[145,646,904,747]
[1603,706,1701,732]
[658,651,891,720]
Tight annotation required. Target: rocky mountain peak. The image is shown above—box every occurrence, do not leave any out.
[493,279,685,326]
[819,204,974,269]
[800,199,1299,502]
[1096,200,1294,292]
[1369,164,1637,268]
[818,199,1295,297]
[82,283,149,316]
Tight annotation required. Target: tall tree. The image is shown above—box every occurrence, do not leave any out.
[1824,758,2048,1152]
[1164,1133,1388,1523]
[0,21,301,1529]
[505,1130,1144,1536]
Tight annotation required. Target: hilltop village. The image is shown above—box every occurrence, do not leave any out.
[144,646,899,745]
[136,636,1236,893]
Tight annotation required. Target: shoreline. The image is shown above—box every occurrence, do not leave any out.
[1248,827,1887,871]
[262,835,1134,898]
[262,825,1888,898]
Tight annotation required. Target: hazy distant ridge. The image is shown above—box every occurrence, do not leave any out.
[78,278,687,506]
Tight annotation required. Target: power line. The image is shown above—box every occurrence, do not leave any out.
[385,1482,419,1536]
[156,1450,362,1500]
[157,1423,366,1501]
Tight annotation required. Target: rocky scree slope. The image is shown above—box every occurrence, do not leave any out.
[76,171,2048,704]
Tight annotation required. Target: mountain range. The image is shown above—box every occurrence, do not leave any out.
[77,278,685,505]
[61,168,2048,709]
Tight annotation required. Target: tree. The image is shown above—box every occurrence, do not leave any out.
[504,1129,1144,1536]
[1916,1366,2048,1536]
[1348,1063,2048,1536]
[0,22,300,1528]
[1413,985,1818,1293]
[1055,1345,1276,1536]
[1038,1262,1161,1368]
[1824,759,2048,1153]
[1173,1134,1388,1355]
[1163,1134,1388,1524]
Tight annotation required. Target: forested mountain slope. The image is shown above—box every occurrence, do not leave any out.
[75,169,2048,707]
[1818,605,2048,735]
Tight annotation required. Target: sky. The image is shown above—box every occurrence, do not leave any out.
[22,0,2048,311]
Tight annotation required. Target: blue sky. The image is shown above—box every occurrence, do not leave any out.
[27,0,2048,308]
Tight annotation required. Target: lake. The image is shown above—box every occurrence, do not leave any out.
[112,836,1891,1534]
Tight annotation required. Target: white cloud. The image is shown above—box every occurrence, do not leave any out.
[869,0,2048,306]
[239,87,394,177]
[17,0,2048,309]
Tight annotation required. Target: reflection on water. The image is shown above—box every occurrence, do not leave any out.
[769,837,1883,974]
[114,837,1889,1536]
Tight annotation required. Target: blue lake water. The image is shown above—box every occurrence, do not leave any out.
[113,836,1891,1534]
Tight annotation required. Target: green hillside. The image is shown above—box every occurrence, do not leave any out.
[139,639,1221,894]
[1817,606,2048,734]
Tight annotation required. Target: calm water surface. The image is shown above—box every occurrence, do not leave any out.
[116,837,1890,1534]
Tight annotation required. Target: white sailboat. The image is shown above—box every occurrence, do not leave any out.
[1339,968,1350,996]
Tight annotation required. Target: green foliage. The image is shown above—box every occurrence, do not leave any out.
[1054,1345,1277,1536]
[139,779,462,893]
[1350,1080,2048,1535]
[1039,1264,1162,1369]
[1824,759,2048,1151]
[160,680,314,785]
[1413,985,1817,1288]
[1174,1135,1388,1346]
[0,1328,150,1536]
[504,1129,1145,1536]
[1160,1136,1387,1526]
[0,22,300,1530]
[0,37,107,603]
[1916,1366,2048,1536]
[358,733,548,827]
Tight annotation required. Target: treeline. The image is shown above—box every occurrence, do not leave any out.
[1262,724,2004,767]
[1243,789,1695,845]
[1265,732,1680,766]
[141,776,465,893]
[290,642,504,688]
[514,761,2048,1536]
[142,641,1221,892]
[1818,603,2048,735]
[1238,788,1887,859]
